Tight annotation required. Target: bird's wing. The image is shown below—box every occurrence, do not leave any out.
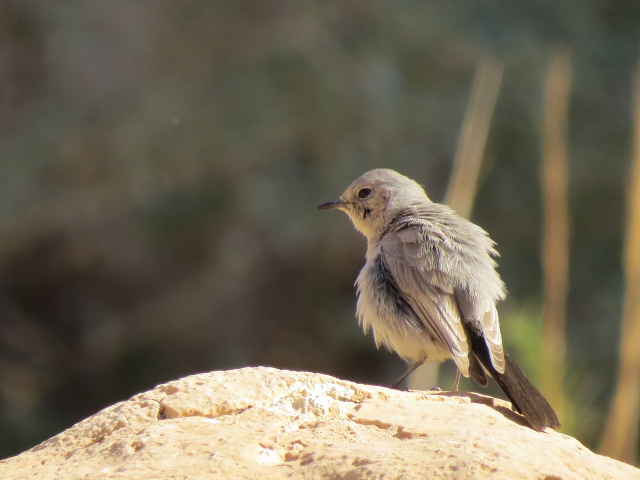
[478,303,505,373]
[379,226,471,376]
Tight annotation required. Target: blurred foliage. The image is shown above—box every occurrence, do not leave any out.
[0,0,639,461]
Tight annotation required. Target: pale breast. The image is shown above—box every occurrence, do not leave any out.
[355,254,451,364]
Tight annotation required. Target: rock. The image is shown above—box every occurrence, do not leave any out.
[0,367,637,479]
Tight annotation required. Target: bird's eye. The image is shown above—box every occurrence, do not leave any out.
[357,188,372,199]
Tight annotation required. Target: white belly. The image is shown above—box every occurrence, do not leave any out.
[355,264,451,364]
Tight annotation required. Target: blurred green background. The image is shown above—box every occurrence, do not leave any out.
[0,0,638,461]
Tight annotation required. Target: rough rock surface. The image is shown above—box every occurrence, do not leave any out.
[1,367,638,480]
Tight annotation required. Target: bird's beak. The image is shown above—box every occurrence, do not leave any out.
[318,199,346,210]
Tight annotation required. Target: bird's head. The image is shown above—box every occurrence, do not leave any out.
[318,169,431,239]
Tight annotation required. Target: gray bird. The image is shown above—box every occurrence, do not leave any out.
[319,168,560,431]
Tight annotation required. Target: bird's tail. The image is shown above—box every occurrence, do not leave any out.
[468,330,560,431]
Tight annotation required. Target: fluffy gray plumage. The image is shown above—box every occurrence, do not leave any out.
[319,168,559,431]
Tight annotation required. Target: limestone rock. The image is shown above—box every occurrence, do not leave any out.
[1,367,637,479]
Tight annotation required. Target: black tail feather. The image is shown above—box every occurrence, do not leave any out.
[467,329,560,431]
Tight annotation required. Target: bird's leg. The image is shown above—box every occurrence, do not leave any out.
[453,369,462,391]
[390,359,425,389]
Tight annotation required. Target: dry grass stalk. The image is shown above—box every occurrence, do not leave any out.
[540,46,572,423]
[600,63,640,465]
[446,55,503,218]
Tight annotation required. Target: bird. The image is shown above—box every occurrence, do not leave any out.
[318,168,560,431]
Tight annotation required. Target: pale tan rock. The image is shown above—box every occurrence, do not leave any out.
[1,367,637,479]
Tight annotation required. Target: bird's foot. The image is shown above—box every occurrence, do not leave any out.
[389,359,425,390]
